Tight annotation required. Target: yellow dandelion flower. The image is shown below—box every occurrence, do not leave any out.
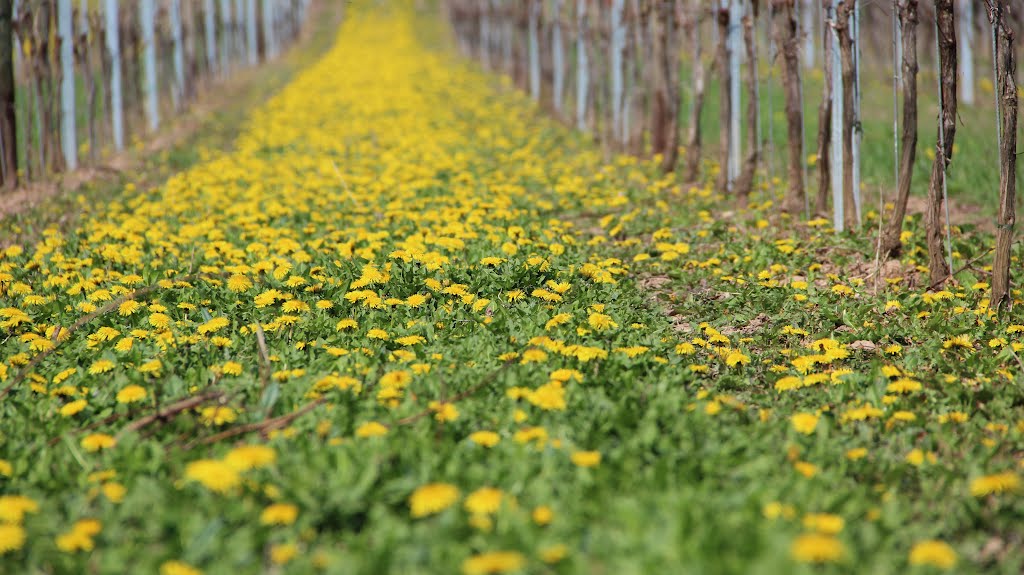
[802,513,845,535]
[226,274,253,292]
[260,503,299,526]
[790,412,819,435]
[587,312,618,331]
[725,350,750,367]
[794,461,819,478]
[532,505,553,525]
[149,313,171,328]
[88,359,115,375]
[197,317,230,335]
[160,560,204,575]
[60,399,88,417]
[81,433,116,452]
[199,406,237,426]
[409,483,460,518]
[224,445,277,471]
[791,533,845,563]
[909,540,957,570]
[116,385,147,404]
[0,524,26,555]
[468,431,500,447]
[462,551,525,575]
[539,544,568,564]
[970,472,1021,497]
[270,543,298,565]
[845,448,868,461]
[465,487,504,515]
[184,459,241,493]
[570,450,601,468]
[101,482,126,503]
[0,495,39,523]
[117,300,142,316]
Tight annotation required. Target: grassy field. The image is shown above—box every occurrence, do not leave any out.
[1,3,1023,574]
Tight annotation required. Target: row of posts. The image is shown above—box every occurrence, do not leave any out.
[2,0,311,188]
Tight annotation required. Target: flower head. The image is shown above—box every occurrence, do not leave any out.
[409,483,460,518]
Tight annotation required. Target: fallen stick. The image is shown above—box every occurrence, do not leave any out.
[182,397,327,450]
[120,390,226,437]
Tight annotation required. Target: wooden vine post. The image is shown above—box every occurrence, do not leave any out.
[987,1,1018,312]
[880,0,918,258]
[0,0,15,189]
[925,0,957,288]
[772,0,805,214]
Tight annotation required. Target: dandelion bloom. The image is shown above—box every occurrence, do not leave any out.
[793,461,819,478]
[260,503,299,526]
[60,399,88,417]
[845,448,868,461]
[270,543,298,565]
[88,359,115,375]
[81,433,116,452]
[430,402,459,422]
[55,530,94,553]
[226,274,253,292]
[73,519,102,537]
[116,385,147,404]
[587,312,618,331]
[224,445,277,471]
[149,313,171,328]
[0,524,26,555]
[969,472,1021,497]
[409,483,460,518]
[102,482,126,503]
[184,460,241,493]
[160,560,204,575]
[199,406,237,426]
[0,495,39,523]
[468,431,500,447]
[790,533,845,563]
[138,359,163,374]
[356,421,389,438]
[540,544,568,563]
[464,487,504,515]
[532,506,553,526]
[725,350,750,367]
[117,300,142,316]
[909,540,957,569]
[802,513,844,535]
[462,550,525,575]
[570,450,601,468]
[197,317,230,335]
[790,413,819,435]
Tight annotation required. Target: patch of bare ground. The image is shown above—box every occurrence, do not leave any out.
[906,193,990,232]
